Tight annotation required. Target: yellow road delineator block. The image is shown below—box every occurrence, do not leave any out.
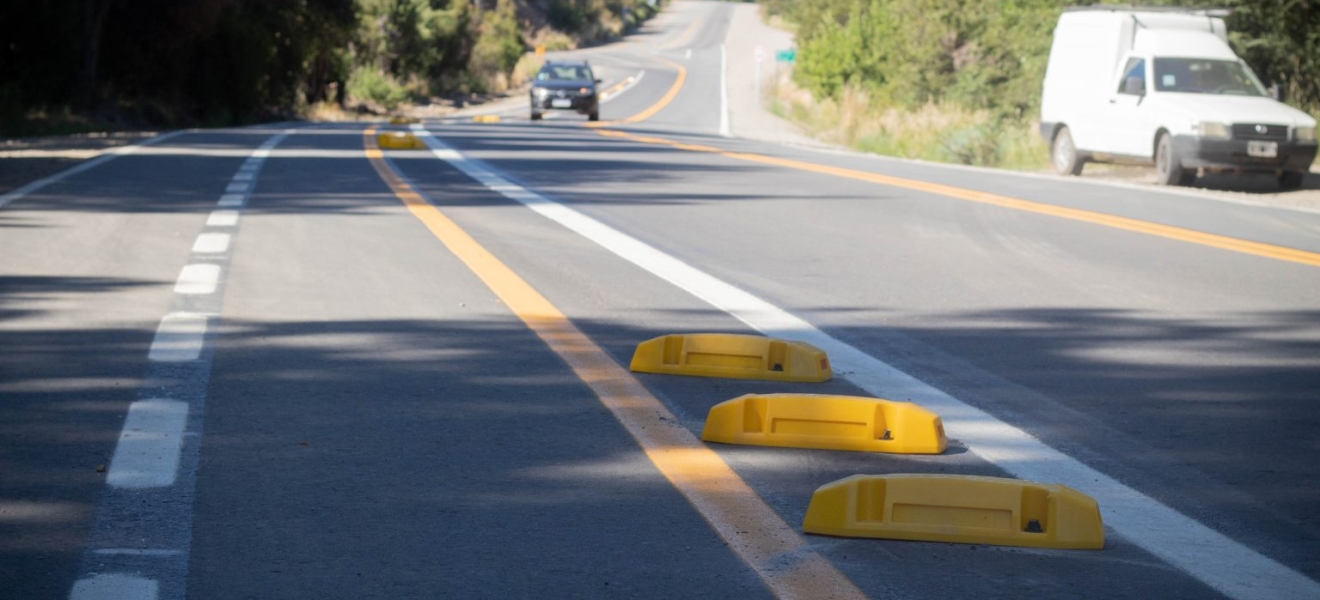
[803,474,1105,550]
[630,333,831,382]
[376,132,425,150]
[472,115,501,123]
[702,394,946,454]
[388,116,419,124]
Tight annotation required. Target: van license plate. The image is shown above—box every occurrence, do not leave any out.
[551,99,572,108]
[1247,141,1278,158]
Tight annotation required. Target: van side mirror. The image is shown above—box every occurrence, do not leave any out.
[1123,76,1146,96]
[1268,83,1283,102]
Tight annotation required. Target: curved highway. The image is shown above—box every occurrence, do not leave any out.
[2,3,1319,599]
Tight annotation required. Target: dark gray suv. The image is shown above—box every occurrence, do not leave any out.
[530,60,600,122]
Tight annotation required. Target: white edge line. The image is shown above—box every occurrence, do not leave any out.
[0,131,186,209]
[719,44,731,138]
[412,129,1320,600]
[773,135,1320,216]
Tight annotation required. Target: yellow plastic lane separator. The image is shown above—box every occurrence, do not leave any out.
[377,131,426,150]
[804,474,1105,550]
[472,115,501,123]
[702,393,947,454]
[586,58,686,128]
[591,128,1320,269]
[631,333,832,382]
[361,126,867,600]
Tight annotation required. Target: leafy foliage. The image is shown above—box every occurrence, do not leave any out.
[0,0,661,133]
[784,0,1319,117]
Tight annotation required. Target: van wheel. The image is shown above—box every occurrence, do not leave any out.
[1052,127,1084,176]
[1155,133,1189,186]
[588,110,600,122]
[530,109,542,121]
[1279,171,1305,191]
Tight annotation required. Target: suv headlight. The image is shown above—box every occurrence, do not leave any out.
[1296,126,1316,142]
[532,87,550,98]
[1193,122,1230,139]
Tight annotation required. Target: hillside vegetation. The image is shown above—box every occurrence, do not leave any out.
[0,0,660,135]
[761,0,1319,169]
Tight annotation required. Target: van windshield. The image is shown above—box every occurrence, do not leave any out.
[1152,58,1267,96]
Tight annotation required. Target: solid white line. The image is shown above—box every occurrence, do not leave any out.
[0,131,186,210]
[147,313,208,362]
[413,130,1320,600]
[174,264,221,295]
[217,194,245,208]
[105,399,189,489]
[192,233,231,254]
[92,548,183,557]
[70,574,158,600]
[719,44,731,138]
[206,210,240,227]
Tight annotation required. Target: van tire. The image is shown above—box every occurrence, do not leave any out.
[1155,133,1189,186]
[1052,127,1084,176]
[1279,171,1305,191]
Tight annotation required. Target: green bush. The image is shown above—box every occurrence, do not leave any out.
[347,65,410,109]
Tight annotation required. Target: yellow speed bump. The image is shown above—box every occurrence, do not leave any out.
[376,132,425,150]
[630,333,831,382]
[804,474,1104,550]
[702,394,946,454]
[472,115,501,123]
[388,116,419,124]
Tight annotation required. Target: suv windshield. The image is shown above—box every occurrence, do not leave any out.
[536,65,593,82]
[1152,58,1266,96]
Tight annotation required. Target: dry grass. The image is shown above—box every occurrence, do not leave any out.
[766,73,1050,171]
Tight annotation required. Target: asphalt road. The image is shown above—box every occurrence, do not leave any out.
[3,3,1319,599]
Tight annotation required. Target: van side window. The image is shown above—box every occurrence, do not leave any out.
[1117,58,1146,95]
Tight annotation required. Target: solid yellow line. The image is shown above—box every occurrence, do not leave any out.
[593,129,1320,268]
[362,126,867,600]
[587,59,686,128]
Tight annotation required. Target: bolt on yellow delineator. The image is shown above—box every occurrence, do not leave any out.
[630,333,831,382]
[702,394,946,454]
[803,474,1104,549]
[376,132,426,150]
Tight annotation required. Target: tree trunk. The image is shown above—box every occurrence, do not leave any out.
[77,0,115,110]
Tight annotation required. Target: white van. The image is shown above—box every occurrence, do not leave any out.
[1039,7,1316,189]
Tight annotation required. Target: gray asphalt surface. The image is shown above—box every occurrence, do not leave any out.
[2,2,1318,599]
